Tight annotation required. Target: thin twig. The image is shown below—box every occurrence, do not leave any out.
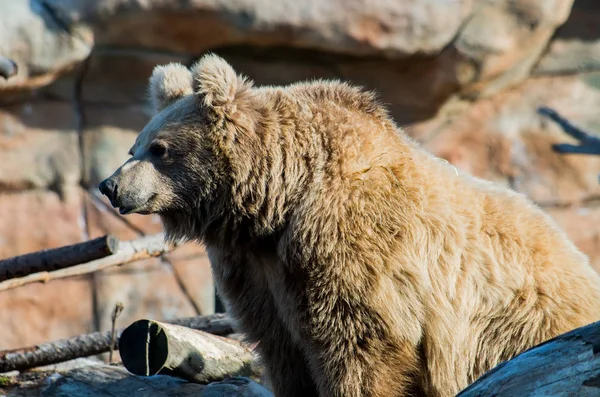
[0,234,177,292]
[108,302,124,364]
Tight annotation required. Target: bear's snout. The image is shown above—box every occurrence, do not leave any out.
[98,164,160,215]
[99,178,118,204]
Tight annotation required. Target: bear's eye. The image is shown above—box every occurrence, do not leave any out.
[149,142,167,158]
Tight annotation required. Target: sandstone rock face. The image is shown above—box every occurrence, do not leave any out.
[1,0,600,358]
[454,0,574,98]
[0,102,80,191]
[0,188,84,258]
[45,0,474,57]
[418,73,600,206]
[0,277,94,349]
[0,188,94,349]
[0,0,92,92]
[4,0,575,101]
[535,0,600,75]
[547,204,600,271]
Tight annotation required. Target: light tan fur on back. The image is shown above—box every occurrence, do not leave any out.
[100,54,600,397]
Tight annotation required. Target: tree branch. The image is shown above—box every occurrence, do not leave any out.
[0,314,235,373]
[0,235,119,282]
[0,234,176,292]
[538,106,600,155]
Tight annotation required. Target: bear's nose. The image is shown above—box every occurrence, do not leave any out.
[98,178,118,203]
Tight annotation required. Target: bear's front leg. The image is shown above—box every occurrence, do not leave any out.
[307,324,422,396]
[301,282,424,397]
[256,323,320,397]
[208,248,319,396]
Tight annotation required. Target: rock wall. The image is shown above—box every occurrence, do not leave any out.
[1,0,599,350]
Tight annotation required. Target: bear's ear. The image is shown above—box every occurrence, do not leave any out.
[149,63,194,113]
[190,54,252,118]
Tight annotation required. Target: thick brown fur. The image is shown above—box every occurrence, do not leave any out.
[101,53,600,397]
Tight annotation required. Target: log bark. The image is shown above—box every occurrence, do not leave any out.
[0,235,119,283]
[458,320,600,396]
[0,234,173,291]
[119,319,261,384]
[0,364,208,397]
[0,364,273,397]
[0,56,17,79]
[538,106,600,156]
[0,314,234,373]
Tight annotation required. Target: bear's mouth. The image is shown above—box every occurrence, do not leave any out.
[120,207,153,215]
[118,206,134,215]
[116,193,158,215]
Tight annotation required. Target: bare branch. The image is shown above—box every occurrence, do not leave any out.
[552,143,600,155]
[538,106,600,155]
[0,235,119,283]
[0,234,176,292]
[108,302,124,364]
[0,314,235,373]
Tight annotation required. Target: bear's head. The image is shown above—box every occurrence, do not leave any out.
[98,54,267,242]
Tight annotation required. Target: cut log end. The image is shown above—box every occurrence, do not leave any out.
[105,234,120,254]
[118,319,260,384]
[0,57,17,80]
[119,320,169,376]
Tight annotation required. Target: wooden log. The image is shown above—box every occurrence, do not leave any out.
[202,377,273,397]
[0,330,114,374]
[0,364,208,397]
[0,234,173,291]
[119,319,260,384]
[0,235,119,282]
[0,314,234,373]
[0,364,273,397]
[0,56,17,79]
[457,320,600,396]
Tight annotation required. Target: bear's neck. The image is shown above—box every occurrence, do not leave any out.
[201,86,453,251]
[214,91,313,243]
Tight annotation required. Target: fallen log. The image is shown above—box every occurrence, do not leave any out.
[0,314,234,373]
[0,234,175,291]
[0,56,17,79]
[0,235,119,283]
[119,319,261,384]
[1,364,207,397]
[457,320,600,396]
[0,364,273,397]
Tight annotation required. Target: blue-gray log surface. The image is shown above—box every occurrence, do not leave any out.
[0,365,272,397]
[457,320,600,396]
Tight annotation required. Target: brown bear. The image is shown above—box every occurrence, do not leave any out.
[99,53,600,397]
